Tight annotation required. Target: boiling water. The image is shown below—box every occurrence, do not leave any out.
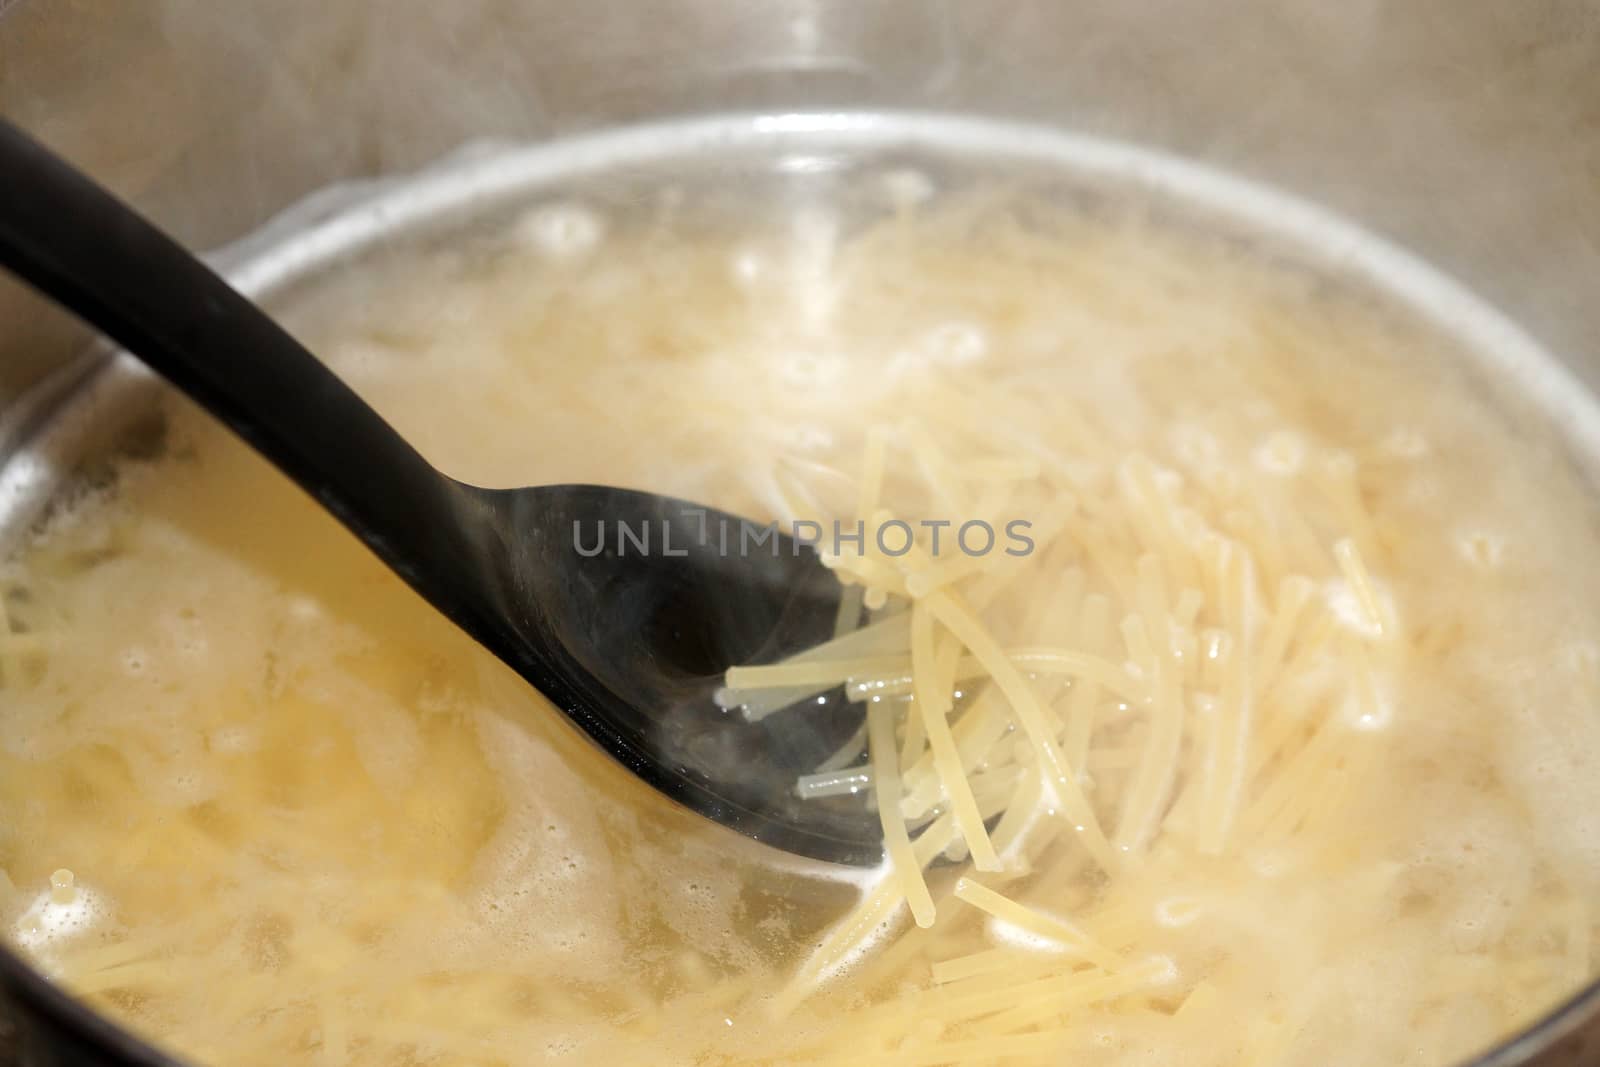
[1,115,1599,1067]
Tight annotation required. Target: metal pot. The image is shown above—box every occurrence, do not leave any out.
[1,4,1597,1065]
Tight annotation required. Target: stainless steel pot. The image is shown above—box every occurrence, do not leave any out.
[1,3,1598,1065]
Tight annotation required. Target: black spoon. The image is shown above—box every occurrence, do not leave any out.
[0,119,884,866]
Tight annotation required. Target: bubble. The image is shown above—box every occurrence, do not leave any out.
[1320,450,1357,480]
[1560,641,1600,681]
[887,321,990,377]
[1382,427,1429,458]
[1456,529,1507,570]
[516,202,606,259]
[985,918,1072,954]
[1153,895,1204,927]
[1170,424,1221,473]
[1249,848,1294,879]
[1322,578,1393,640]
[14,882,102,950]
[879,168,935,209]
[1172,508,1211,544]
[920,322,989,367]
[788,207,839,268]
[730,247,767,287]
[1342,675,1395,732]
[785,425,834,452]
[774,153,844,175]
[777,351,844,389]
[1141,954,1181,985]
[1253,431,1306,475]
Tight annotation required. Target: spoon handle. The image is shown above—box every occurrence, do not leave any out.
[0,119,494,628]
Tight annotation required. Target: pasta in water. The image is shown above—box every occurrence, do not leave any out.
[2,167,1599,1067]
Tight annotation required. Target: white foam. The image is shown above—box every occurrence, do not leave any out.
[13,882,104,951]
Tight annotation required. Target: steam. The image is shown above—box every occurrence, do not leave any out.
[0,2,1596,408]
